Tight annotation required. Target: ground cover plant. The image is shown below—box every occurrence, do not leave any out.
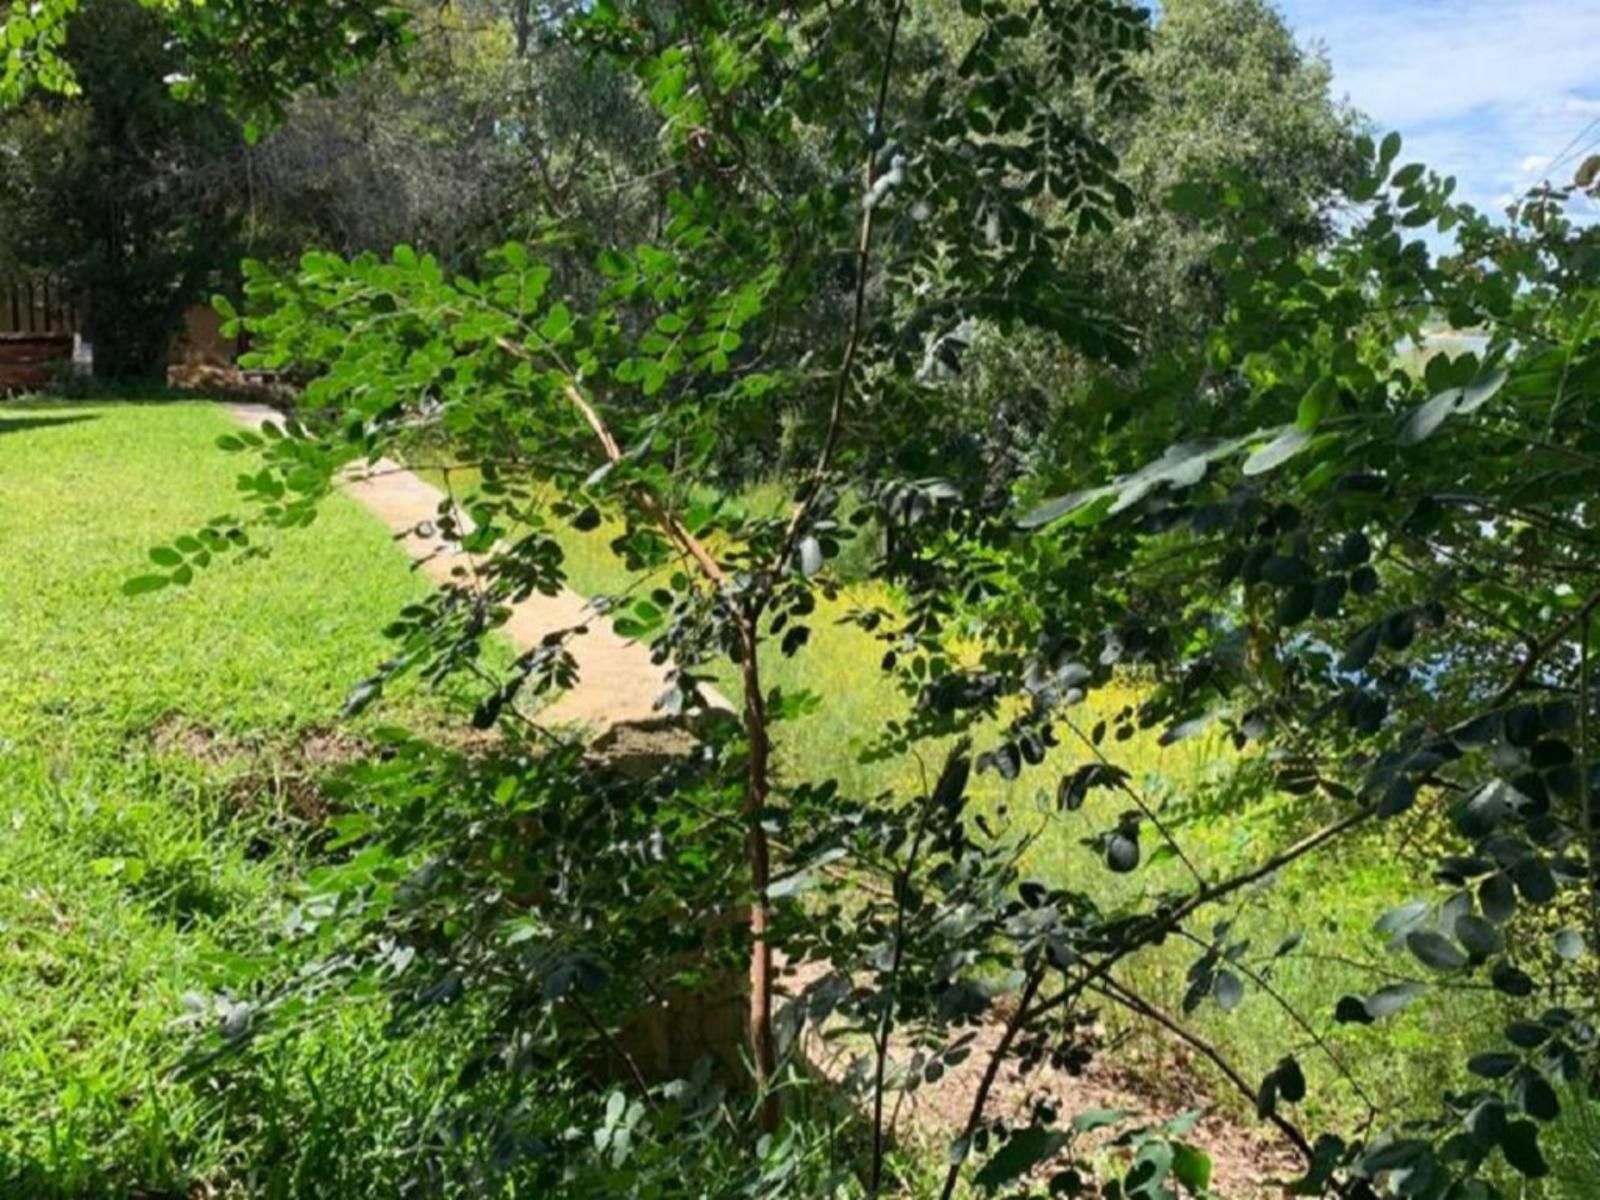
[5,2,1600,1198]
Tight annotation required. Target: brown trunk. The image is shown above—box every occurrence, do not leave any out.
[739,616,779,1130]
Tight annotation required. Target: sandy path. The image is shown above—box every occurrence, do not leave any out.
[224,403,723,729]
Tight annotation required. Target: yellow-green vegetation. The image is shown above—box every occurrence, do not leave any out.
[457,472,1516,1146]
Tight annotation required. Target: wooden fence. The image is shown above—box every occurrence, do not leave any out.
[1,274,81,336]
[0,274,81,392]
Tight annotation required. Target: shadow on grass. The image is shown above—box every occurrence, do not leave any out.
[0,412,98,437]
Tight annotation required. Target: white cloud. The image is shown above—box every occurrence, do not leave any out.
[1276,0,1600,221]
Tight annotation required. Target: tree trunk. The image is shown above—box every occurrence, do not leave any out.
[739,616,779,1130]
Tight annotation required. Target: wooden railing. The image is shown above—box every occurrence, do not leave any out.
[0,274,81,336]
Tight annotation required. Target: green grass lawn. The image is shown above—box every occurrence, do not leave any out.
[0,399,498,1196]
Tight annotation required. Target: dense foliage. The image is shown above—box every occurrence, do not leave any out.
[7,0,1600,1197]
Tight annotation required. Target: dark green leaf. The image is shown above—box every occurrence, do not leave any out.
[122,574,169,596]
[1467,1052,1520,1079]
[973,1126,1065,1192]
[1364,982,1425,1019]
[1407,929,1467,971]
[1500,1120,1549,1177]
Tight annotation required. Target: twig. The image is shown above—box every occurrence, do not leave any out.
[571,990,654,1105]
[1091,975,1316,1163]
[775,0,907,574]
[1580,614,1599,956]
[1172,928,1378,1120]
[1063,715,1204,888]
[1491,586,1600,707]
[935,966,1045,1200]
[870,773,940,1196]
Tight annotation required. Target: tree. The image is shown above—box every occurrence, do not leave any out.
[0,0,244,377]
[1086,0,1367,346]
[16,0,1596,1194]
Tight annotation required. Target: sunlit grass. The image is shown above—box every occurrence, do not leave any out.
[0,399,506,1193]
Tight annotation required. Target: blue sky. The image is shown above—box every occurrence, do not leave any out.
[1273,0,1600,226]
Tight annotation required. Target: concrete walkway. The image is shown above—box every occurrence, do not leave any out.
[225,403,713,729]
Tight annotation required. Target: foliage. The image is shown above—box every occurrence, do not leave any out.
[121,0,1600,1190]
[0,0,245,378]
[1,0,410,126]
[1094,0,1367,348]
[8,1,1600,1197]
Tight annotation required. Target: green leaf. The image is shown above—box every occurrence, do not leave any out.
[1171,1144,1212,1193]
[1364,981,1425,1019]
[122,574,169,596]
[1491,962,1535,997]
[1406,929,1467,971]
[1071,1107,1126,1133]
[1297,375,1337,432]
[1454,914,1503,958]
[1480,872,1517,923]
[538,303,574,344]
[1399,370,1507,446]
[1242,425,1312,476]
[1165,181,1214,216]
[1213,969,1244,1010]
[1553,928,1586,961]
[1468,1052,1520,1079]
[973,1126,1065,1192]
[1500,1120,1549,1177]
[1512,1070,1560,1121]
[1275,1056,1307,1103]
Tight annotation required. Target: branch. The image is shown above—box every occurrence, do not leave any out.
[1029,806,1375,1052]
[1490,585,1600,707]
[933,803,1374,1199]
[776,0,907,572]
[1092,974,1316,1163]
[1063,715,1204,888]
[1173,929,1378,1121]
[935,966,1045,1200]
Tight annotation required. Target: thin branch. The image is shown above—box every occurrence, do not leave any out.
[1032,806,1375,1027]
[1173,928,1378,1120]
[935,966,1045,1200]
[1091,974,1316,1163]
[1063,715,1204,889]
[776,0,907,573]
[1491,585,1600,707]
[869,783,938,1197]
[571,990,654,1104]
[1580,614,1599,956]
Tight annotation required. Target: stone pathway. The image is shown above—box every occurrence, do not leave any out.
[224,403,720,729]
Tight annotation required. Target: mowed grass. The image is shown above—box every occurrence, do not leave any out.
[0,400,497,1195]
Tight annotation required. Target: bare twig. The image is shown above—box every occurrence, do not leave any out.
[775,0,907,574]
[1091,975,1316,1163]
